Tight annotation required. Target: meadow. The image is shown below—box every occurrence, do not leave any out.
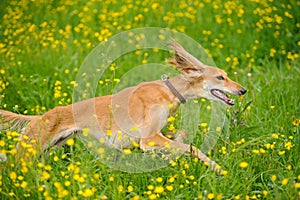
[0,0,300,199]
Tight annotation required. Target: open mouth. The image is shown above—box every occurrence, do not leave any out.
[210,89,234,106]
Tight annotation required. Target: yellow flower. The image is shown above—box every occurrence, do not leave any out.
[98,148,105,155]
[53,156,59,162]
[65,181,71,187]
[38,186,44,192]
[99,138,106,144]
[264,143,271,149]
[149,194,157,200]
[170,160,177,167]
[272,133,279,139]
[87,141,93,148]
[217,194,223,200]
[67,163,75,171]
[154,186,164,193]
[130,125,139,132]
[148,141,155,147]
[41,171,51,180]
[259,148,266,154]
[114,78,120,83]
[110,65,116,71]
[93,173,100,179]
[45,165,52,171]
[10,172,17,180]
[207,193,214,199]
[20,181,28,188]
[271,175,277,181]
[132,141,139,148]
[263,190,268,196]
[168,124,176,132]
[168,176,175,183]
[281,178,288,186]
[127,185,134,192]
[148,185,154,190]
[293,119,300,127]
[66,138,74,146]
[284,142,293,150]
[123,149,132,154]
[294,182,300,189]
[222,170,228,176]
[118,185,124,192]
[167,116,175,122]
[252,149,259,154]
[82,128,90,136]
[106,130,112,136]
[166,185,173,191]
[200,122,208,127]
[239,161,248,168]
[82,188,94,197]
[9,192,15,197]
[64,69,70,74]
[156,177,163,183]
[131,195,140,200]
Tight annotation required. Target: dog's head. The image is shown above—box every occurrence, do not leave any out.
[167,41,247,105]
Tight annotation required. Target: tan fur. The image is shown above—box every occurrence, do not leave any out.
[0,110,37,131]
[0,41,246,172]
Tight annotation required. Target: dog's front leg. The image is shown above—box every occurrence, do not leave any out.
[140,133,222,174]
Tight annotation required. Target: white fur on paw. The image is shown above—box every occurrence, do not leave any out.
[0,153,7,162]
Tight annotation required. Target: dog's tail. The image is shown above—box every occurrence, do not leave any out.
[0,110,38,131]
[0,110,38,162]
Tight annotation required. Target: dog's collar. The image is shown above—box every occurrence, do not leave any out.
[161,74,186,104]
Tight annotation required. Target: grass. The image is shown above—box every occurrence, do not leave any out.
[0,0,300,199]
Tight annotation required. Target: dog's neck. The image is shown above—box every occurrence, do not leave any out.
[167,75,202,103]
[162,76,186,104]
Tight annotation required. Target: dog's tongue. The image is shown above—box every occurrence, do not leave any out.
[214,90,227,99]
[211,89,234,105]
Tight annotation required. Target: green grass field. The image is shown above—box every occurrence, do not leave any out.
[0,0,300,199]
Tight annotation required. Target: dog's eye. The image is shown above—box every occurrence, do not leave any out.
[216,75,224,80]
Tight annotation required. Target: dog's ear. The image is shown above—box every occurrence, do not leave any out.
[166,40,206,78]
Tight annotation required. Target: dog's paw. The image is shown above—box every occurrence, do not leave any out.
[0,153,7,162]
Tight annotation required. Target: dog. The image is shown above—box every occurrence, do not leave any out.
[0,41,246,172]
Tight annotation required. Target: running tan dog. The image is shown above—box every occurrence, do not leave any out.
[0,41,246,172]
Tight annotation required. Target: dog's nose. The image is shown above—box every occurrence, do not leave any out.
[240,88,247,95]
